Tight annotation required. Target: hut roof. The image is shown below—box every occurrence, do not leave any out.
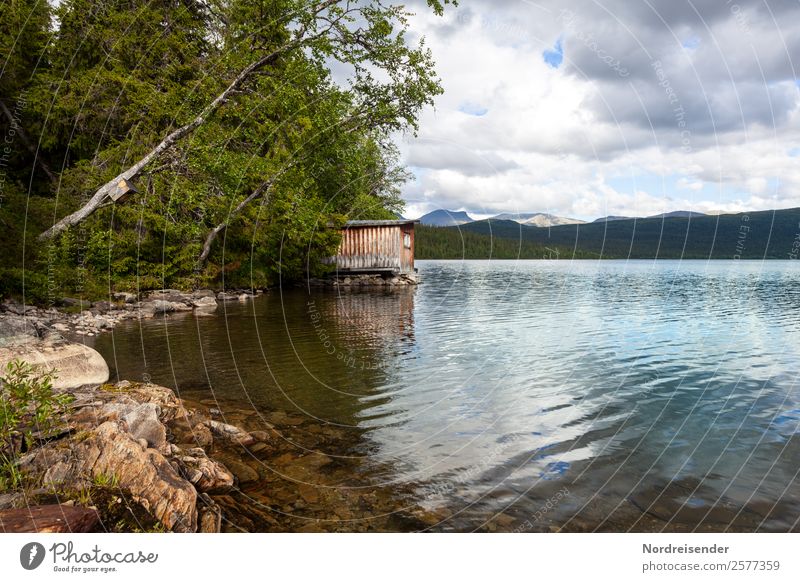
[343,219,419,227]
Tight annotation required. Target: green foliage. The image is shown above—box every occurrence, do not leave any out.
[93,471,120,488]
[0,0,51,101]
[1,0,453,300]
[0,360,72,491]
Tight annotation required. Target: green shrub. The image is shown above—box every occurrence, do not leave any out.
[0,360,72,491]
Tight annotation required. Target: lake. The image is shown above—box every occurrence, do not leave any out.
[91,260,800,531]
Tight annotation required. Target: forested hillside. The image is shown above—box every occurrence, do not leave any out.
[418,209,800,260]
[415,225,600,259]
[0,0,453,302]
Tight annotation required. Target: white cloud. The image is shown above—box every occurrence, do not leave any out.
[398,1,800,219]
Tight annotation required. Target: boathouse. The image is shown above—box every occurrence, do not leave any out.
[332,219,418,276]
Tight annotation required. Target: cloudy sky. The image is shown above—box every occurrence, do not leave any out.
[398,0,800,220]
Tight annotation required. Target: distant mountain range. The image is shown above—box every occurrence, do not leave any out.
[418,209,585,227]
[419,209,709,227]
[593,211,706,222]
[647,210,707,219]
[489,212,585,227]
[415,207,800,260]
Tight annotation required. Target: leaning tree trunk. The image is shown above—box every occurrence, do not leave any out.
[37,39,304,241]
[193,110,392,268]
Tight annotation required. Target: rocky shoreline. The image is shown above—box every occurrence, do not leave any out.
[308,272,419,288]
[0,289,264,339]
[0,302,441,533]
[0,299,262,533]
[0,376,283,532]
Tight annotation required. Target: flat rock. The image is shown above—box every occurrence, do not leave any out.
[192,295,218,316]
[207,420,255,446]
[192,295,217,308]
[115,382,183,421]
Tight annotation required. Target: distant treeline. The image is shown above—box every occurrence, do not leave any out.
[417,208,800,260]
[415,225,601,259]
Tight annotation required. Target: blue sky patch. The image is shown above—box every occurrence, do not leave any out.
[682,36,701,50]
[458,101,489,116]
[543,37,563,69]
[540,460,570,479]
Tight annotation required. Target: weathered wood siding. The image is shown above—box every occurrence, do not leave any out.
[336,224,402,271]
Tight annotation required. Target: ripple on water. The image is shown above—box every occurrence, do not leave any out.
[90,260,800,531]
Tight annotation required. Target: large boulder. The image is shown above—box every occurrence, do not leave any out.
[0,336,109,389]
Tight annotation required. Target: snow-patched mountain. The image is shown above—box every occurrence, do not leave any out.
[418,209,474,226]
[490,212,585,227]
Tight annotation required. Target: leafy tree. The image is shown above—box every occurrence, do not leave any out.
[0,0,455,298]
[37,0,451,241]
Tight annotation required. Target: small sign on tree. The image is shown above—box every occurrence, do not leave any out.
[108,178,138,203]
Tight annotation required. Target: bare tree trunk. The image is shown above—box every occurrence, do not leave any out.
[0,98,58,184]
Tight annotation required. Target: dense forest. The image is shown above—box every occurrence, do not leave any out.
[0,0,453,303]
[415,225,601,260]
[417,209,800,260]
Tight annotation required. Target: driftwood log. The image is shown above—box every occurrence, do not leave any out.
[0,504,100,533]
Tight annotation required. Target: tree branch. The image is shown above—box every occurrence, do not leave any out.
[195,161,298,268]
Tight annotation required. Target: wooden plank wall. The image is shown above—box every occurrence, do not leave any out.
[336,225,403,271]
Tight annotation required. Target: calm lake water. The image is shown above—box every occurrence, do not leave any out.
[91,260,800,531]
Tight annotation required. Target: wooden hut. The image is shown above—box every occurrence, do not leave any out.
[332,219,418,276]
